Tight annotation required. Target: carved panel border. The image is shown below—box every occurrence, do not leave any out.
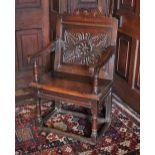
[63,30,110,65]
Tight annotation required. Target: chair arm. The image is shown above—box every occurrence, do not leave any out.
[27,42,54,64]
[89,46,116,74]
[90,46,116,94]
[27,42,55,82]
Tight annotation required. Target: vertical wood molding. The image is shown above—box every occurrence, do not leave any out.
[42,0,50,47]
[116,33,132,81]
[134,43,140,90]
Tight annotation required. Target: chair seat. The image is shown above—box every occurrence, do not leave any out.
[30,72,112,102]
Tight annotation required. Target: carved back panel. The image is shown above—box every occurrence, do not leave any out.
[63,30,110,65]
[54,11,118,77]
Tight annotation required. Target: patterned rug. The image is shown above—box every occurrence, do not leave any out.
[15,98,140,155]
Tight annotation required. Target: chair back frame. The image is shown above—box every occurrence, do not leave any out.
[54,13,118,78]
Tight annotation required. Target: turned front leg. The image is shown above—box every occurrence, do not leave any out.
[91,102,98,143]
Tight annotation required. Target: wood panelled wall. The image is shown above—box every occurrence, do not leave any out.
[113,0,140,113]
[15,0,50,89]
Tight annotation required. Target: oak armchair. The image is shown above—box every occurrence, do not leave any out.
[28,9,118,144]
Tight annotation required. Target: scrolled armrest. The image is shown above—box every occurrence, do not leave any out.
[90,46,116,94]
[27,42,55,83]
[27,42,55,64]
[97,46,115,67]
[90,46,116,72]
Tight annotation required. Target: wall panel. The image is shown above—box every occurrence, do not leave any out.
[16,0,50,89]
[116,33,132,81]
[16,29,43,71]
[113,0,140,113]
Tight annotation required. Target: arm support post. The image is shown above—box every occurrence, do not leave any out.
[91,46,116,94]
[93,68,100,94]
[27,42,55,82]
[33,60,39,82]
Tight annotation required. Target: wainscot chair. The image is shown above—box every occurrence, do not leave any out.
[28,9,118,145]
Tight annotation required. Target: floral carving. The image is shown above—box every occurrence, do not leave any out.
[63,30,110,65]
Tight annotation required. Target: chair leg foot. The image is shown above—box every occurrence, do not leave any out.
[91,102,98,143]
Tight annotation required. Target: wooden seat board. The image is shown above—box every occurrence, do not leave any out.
[30,72,112,101]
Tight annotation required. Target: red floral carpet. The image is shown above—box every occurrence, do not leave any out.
[15,99,140,155]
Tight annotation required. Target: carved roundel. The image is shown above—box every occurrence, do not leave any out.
[63,30,109,65]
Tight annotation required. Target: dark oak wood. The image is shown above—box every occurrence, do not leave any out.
[28,9,118,144]
[16,0,140,142]
[49,0,140,113]
[55,0,140,113]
